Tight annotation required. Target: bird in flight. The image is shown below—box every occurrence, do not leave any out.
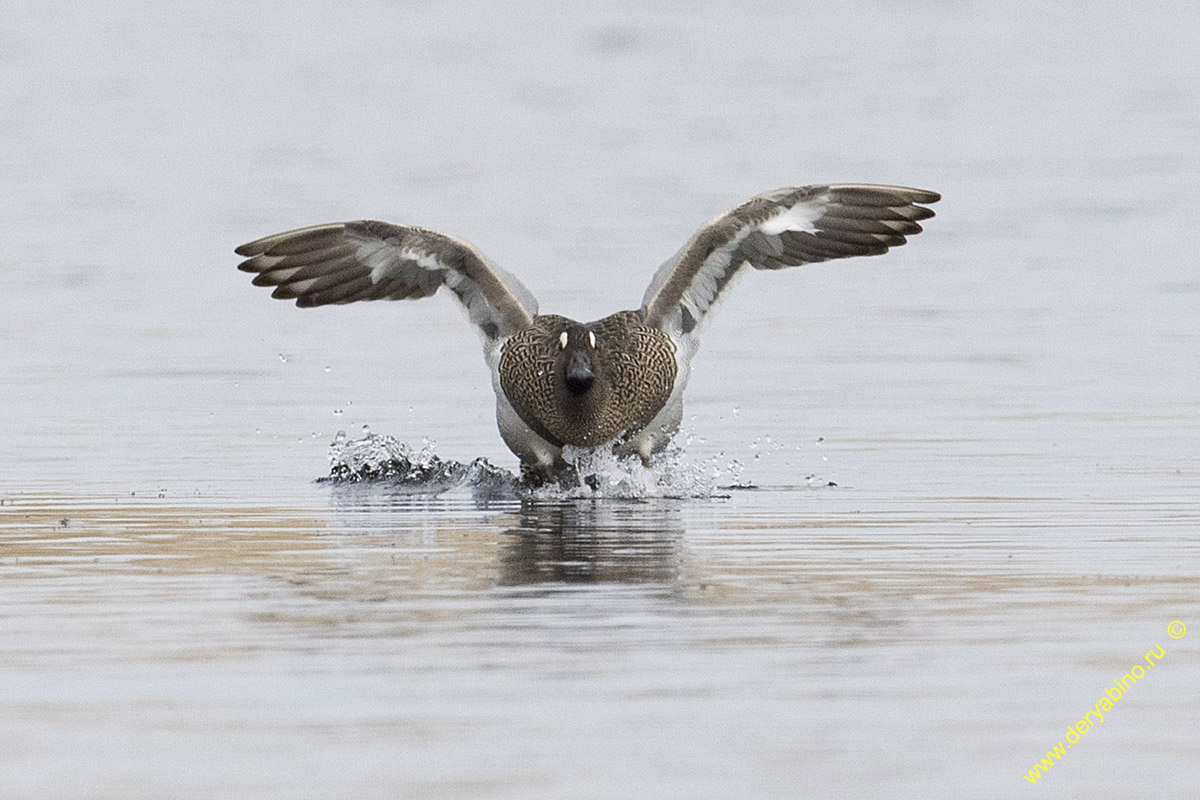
[237,183,940,483]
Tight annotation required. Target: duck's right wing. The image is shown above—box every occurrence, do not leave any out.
[640,184,940,338]
[236,221,538,344]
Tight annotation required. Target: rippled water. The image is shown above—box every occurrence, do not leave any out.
[3,1,1199,797]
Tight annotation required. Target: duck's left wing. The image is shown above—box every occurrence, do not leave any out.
[236,220,537,344]
[640,184,940,337]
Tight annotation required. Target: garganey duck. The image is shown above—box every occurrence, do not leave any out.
[236,183,940,482]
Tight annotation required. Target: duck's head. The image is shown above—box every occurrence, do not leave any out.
[499,312,676,448]
[499,314,610,445]
[556,323,599,397]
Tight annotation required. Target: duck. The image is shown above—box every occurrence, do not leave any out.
[236,183,940,482]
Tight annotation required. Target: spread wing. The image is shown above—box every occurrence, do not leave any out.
[640,184,940,337]
[235,220,538,343]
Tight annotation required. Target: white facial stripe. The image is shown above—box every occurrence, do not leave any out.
[588,331,596,348]
[559,331,568,349]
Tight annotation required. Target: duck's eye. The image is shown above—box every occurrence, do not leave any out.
[558,332,568,349]
[588,331,596,348]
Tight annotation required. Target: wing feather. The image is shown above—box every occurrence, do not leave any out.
[640,183,940,335]
[236,221,538,344]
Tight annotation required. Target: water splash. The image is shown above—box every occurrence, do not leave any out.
[323,430,520,497]
[545,444,743,499]
[321,430,750,499]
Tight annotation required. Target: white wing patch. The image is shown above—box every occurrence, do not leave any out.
[639,183,940,340]
[365,244,445,284]
[677,235,744,327]
[758,198,825,235]
[361,242,397,283]
[236,220,539,344]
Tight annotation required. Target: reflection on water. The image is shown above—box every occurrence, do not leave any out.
[498,501,683,586]
[2,491,1199,798]
[326,483,688,587]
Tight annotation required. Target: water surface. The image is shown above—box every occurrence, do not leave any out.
[2,1,1199,797]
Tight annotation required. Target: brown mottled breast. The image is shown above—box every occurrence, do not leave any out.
[499,311,677,448]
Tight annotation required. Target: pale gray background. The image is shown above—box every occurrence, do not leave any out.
[1,1,1197,798]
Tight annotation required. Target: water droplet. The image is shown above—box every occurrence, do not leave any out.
[278,353,288,363]
[333,409,344,417]
[361,424,371,435]
[324,366,331,373]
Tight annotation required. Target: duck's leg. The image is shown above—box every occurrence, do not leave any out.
[517,456,555,486]
[518,454,581,489]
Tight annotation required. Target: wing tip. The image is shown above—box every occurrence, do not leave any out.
[827,184,941,206]
[294,295,323,308]
[233,222,356,259]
